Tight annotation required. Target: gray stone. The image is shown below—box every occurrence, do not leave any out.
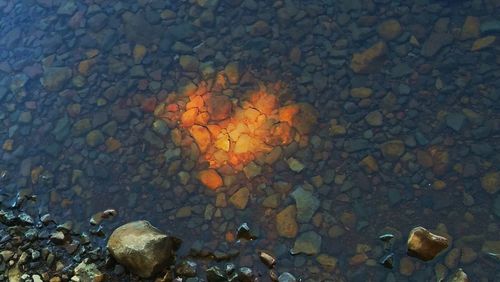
[278,272,297,282]
[446,113,466,132]
[480,20,500,35]
[107,221,175,278]
[144,130,164,148]
[291,186,319,223]
[57,1,77,15]
[41,67,72,91]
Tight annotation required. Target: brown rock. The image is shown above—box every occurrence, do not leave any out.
[229,187,250,209]
[350,87,372,98]
[378,19,402,40]
[399,257,415,276]
[460,16,480,40]
[407,226,449,261]
[380,140,405,160]
[276,205,298,238]
[249,20,270,36]
[206,95,232,121]
[198,169,223,190]
[359,155,378,173]
[350,41,387,74]
[481,171,499,194]
[471,36,496,51]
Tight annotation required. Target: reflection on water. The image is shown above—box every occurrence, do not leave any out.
[1,0,500,280]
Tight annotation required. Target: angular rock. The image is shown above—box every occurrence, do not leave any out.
[290,231,321,255]
[447,268,469,282]
[291,186,319,223]
[74,260,104,282]
[276,205,298,238]
[229,187,250,209]
[407,226,449,261]
[107,221,175,278]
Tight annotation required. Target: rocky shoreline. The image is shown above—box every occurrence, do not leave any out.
[0,198,300,282]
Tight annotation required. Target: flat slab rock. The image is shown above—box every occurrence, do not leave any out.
[107,220,175,278]
[407,226,449,261]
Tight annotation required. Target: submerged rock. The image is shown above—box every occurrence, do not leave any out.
[107,221,175,278]
[291,186,319,223]
[290,231,321,255]
[407,226,449,261]
[41,67,72,91]
[350,41,387,74]
[276,205,298,238]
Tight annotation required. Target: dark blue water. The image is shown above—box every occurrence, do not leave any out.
[1,0,499,281]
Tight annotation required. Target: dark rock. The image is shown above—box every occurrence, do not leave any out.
[206,266,226,282]
[379,253,394,269]
[50,231,66,244]
[236,223,256,240]
[176,260,197,278]
[421,32,453,57]
[238,267,254,282]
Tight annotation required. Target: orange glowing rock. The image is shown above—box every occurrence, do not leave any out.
[186,95,205,110]
[199,169,223,190]
[189,125,211,153]
[249,91,278,115]
[195,112,210,125]
[157,81,317,172]
[279,104,300,125]
[267,122,294,146]
[206,95,232,121]
[181,108,198,127]
[215,133,230,152]
[206,124,222,138]
[234,134,253,154]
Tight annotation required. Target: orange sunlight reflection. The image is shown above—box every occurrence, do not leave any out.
[155,80,317,190]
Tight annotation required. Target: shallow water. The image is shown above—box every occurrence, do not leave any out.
[1,0,500,280]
